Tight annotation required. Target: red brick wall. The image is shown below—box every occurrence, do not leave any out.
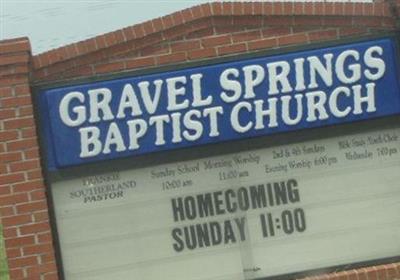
[31,1,397,83]
[1,1,400,279]
[0,39,58,280]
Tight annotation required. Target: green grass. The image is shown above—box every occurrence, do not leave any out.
[0,225,9,280]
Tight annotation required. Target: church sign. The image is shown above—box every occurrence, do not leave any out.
[39,37,400,170]
[36,35,400,280]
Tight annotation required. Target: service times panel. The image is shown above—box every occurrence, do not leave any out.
[51,126,400,280]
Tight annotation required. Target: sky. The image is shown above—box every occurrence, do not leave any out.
[1,0,373,55]
[0,0,208,54]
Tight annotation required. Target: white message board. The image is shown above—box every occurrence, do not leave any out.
[51,126,400,280]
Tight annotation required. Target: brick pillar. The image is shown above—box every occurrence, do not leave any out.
[0,38,58,280]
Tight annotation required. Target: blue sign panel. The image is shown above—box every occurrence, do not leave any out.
[39,37,400,170]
